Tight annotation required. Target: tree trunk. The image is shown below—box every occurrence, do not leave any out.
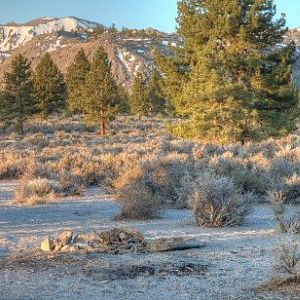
[18,117,24,136]
[99,117,106,136]
[19,122,24,136]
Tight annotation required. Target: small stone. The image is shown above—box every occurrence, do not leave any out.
[119,232,126,240]
[40,237,54,252]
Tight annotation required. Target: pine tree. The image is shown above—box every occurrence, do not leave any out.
[156,0,298,143]
[145,70,166,114]
[33,53,66,118]
[0,54,35,134]
[128,73,148,117]
[129,71,165,117]
[66,48,90,113]
[83,47,119,136]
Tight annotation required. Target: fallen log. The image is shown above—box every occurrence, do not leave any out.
[40,228,206,254]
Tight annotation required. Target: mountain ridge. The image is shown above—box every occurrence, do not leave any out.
[0,16,299,89]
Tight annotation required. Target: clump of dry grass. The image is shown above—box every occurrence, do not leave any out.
[14,177,61,205]
[188,172,251,227]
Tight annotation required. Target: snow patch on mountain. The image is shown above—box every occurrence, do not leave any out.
[0,17,99,53]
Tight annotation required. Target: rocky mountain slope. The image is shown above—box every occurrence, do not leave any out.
[0,17,98,52]
[0,16,299,89]
[0,16,177,88]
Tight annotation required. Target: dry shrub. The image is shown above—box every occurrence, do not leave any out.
[14,177,61,205]
[269,158,295,180]
[23,133,49,147]
[201,143,225,157]
[158,154,194,208]
[281,174,300,203]
[115,161,162,220]
[59,172,85,196]
[209,153,270,196]
[279,236,300,278]
[269,191,300,233]
[0,151,27,179]
[188,172,251,227]
[269,174,300,205]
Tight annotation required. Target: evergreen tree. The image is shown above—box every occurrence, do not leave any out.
[33,53,66,118]
[83,47,119,136]
[0,54,35,134]
[129,71,166,117]
[145,70,166,114]
[156,0,298,143]
[66,48,90,113]
[128,73,148,117]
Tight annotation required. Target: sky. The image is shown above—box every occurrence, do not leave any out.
[0,0,299,33]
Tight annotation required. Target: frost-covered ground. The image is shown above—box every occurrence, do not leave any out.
[0,180,294,299]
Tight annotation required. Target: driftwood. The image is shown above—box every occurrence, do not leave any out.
[149,237,206,252]
[40,228,206,254]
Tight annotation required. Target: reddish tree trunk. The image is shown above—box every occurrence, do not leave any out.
[100,118,106,136]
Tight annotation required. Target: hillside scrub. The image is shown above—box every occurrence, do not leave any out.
[1,116,300,225]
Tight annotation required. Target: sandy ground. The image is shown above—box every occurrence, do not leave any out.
[0,180,296,299]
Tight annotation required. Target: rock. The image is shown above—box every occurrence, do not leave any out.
[40,237,54,252]
[149,237,206,252]
[53,230,73,251]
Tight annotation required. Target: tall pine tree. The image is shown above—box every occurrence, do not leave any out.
[83,47,119,136]
[33,53,66,118]
[0,54,35,134]
[66,48,90,113]
[156,0,298,143]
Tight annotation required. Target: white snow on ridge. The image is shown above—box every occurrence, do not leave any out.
[117,47,142,77]
[0,17,99,52]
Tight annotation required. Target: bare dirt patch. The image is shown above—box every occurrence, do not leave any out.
[0,251,209,281]
[0,182,296,299]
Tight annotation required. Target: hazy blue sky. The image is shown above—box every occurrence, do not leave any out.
[0,0,298,32]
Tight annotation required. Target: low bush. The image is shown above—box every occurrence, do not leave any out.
[115,162,162,219]
[279,237,300,277]
[59,172,85,196]
[269,191,300,233]
[0,151,27,179]
[188,172,251,227]
[14,177,61,205]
